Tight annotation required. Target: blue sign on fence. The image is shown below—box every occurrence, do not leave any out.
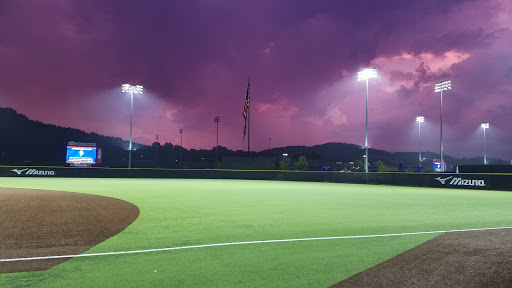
[433,161,445,172]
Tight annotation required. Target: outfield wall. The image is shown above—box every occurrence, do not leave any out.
[458,165,512,174]
[1,166,511,191]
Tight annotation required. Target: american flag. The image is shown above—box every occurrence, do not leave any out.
[242,78,250,138]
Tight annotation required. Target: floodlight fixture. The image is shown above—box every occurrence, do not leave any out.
[481,123,489,165]
[434,80,451,172]
[357,67,378,173]
[122,84,143,94]
[434,80,451,92]
[121,83,144,169]
[416,116,424,123]
[357,68,378,81]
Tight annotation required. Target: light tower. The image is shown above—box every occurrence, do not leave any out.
[179,128,183,168]
[481,123,489,165]
[434,80,451,172]
[357,68,377,173]
[416,116,424,167]
[214,116,220,168]
[121,84,143,169]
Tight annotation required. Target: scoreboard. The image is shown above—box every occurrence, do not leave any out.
[65,146,97,164]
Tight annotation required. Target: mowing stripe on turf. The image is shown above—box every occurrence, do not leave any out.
[1,226,511,262]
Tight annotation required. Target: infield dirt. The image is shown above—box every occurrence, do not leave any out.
[0,187,139,273]
[332,229,512,287]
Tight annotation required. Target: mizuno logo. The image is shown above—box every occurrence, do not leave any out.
[435,176,485,186]
[11,168,55,176]
[11,168,28,175]
[435,176,453,184]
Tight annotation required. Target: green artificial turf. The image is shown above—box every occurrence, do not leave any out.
[1,178,512,287]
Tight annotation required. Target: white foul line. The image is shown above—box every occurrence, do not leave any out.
[1,226,511,262]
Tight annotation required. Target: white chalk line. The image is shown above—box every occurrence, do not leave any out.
[1,226,511,262]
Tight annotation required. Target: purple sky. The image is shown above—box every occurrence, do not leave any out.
[1,0,511,160]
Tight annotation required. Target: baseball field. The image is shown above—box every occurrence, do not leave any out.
[1,178,512,287]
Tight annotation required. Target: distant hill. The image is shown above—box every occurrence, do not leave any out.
[259,143,506,171]
[0,107,133,166]
[0,107,507,169]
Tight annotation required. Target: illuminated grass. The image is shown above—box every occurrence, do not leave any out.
[1,178,512,287]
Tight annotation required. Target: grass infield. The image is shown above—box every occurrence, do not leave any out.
[1,178,512,287]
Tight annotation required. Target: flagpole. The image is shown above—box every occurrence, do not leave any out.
[242,77,250,156]
[248,95,250,156]
[247,77,250,156]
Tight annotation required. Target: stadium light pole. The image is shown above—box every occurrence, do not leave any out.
[214,116,220,168]
[357,68,377,173]
[434,80,451,172]
[481,123,489,165]
[121,84,143,169]
[179,128,183,168]
[416,116,424,167]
